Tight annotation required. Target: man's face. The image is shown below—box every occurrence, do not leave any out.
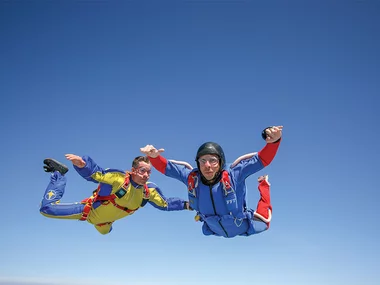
[131,161,152,185]
[198,154,220,181]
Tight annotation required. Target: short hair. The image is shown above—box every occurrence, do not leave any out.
[132,156,150,168]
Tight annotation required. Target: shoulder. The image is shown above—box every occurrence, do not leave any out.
[146,181,164,196]
[169,159,193,170]
[230,152,258,168]
[100,169,126,184]
[103,168,126,174]
[146,181,159,190]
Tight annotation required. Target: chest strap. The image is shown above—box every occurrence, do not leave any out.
[79,173,150,221]
[188,170,239,219]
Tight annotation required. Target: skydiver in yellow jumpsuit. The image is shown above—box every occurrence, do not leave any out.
[40,154,190,234]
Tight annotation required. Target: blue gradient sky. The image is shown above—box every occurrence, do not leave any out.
[0,1,379,285]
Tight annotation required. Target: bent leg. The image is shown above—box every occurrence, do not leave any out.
[94,222,113,235]
[40,202,85,219]
[251,219,269,234]
[253,175,272,228]
[40,171,84,219]
[40,171,66,207]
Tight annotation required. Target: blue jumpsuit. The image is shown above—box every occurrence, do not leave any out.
[158,157,268,237]
[149,141,280,238]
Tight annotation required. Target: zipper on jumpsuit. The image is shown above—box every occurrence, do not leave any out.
[209,185,228,237]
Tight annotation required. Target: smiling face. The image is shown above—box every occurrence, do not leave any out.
[198,154,220,181]
[130,156,152,185]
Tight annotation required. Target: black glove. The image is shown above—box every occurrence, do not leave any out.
[261,126,282,143]
[261,126,273,140]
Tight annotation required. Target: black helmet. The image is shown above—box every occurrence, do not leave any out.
[196,142,226,168]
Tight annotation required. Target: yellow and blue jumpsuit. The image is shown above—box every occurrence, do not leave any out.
[40,156,187,234]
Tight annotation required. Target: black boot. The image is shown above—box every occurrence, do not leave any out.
[43,158,69,175]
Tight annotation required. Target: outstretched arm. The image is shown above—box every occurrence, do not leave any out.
[65,154,105,183]
[229,126,283,182]
[147,182,190,211]
[140,145,192,185]
[258,126,283,166]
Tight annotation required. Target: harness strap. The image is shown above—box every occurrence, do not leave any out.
[95,193,137,213]
[79,185,100,221]
[96,221,113,227]
[79,173,150,221]
[122,173,150,207]
[188,170,240,220]
[221,171,231,193]
[188,172,198,196]
[80,203,93,221]
[140,183,150,207]
[187,172,198,211]
[221,171,239,216]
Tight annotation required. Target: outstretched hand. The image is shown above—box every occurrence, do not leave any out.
[184,201,193,211]
[264,126,283,143]
[140,145,165,158]
[65,154,86,168]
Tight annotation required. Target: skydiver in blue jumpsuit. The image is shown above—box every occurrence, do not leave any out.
[140,126,283,238]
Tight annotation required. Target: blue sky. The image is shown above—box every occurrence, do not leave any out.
[0,0,379,284]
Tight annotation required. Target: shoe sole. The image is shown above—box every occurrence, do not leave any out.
[43,158,69,175]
